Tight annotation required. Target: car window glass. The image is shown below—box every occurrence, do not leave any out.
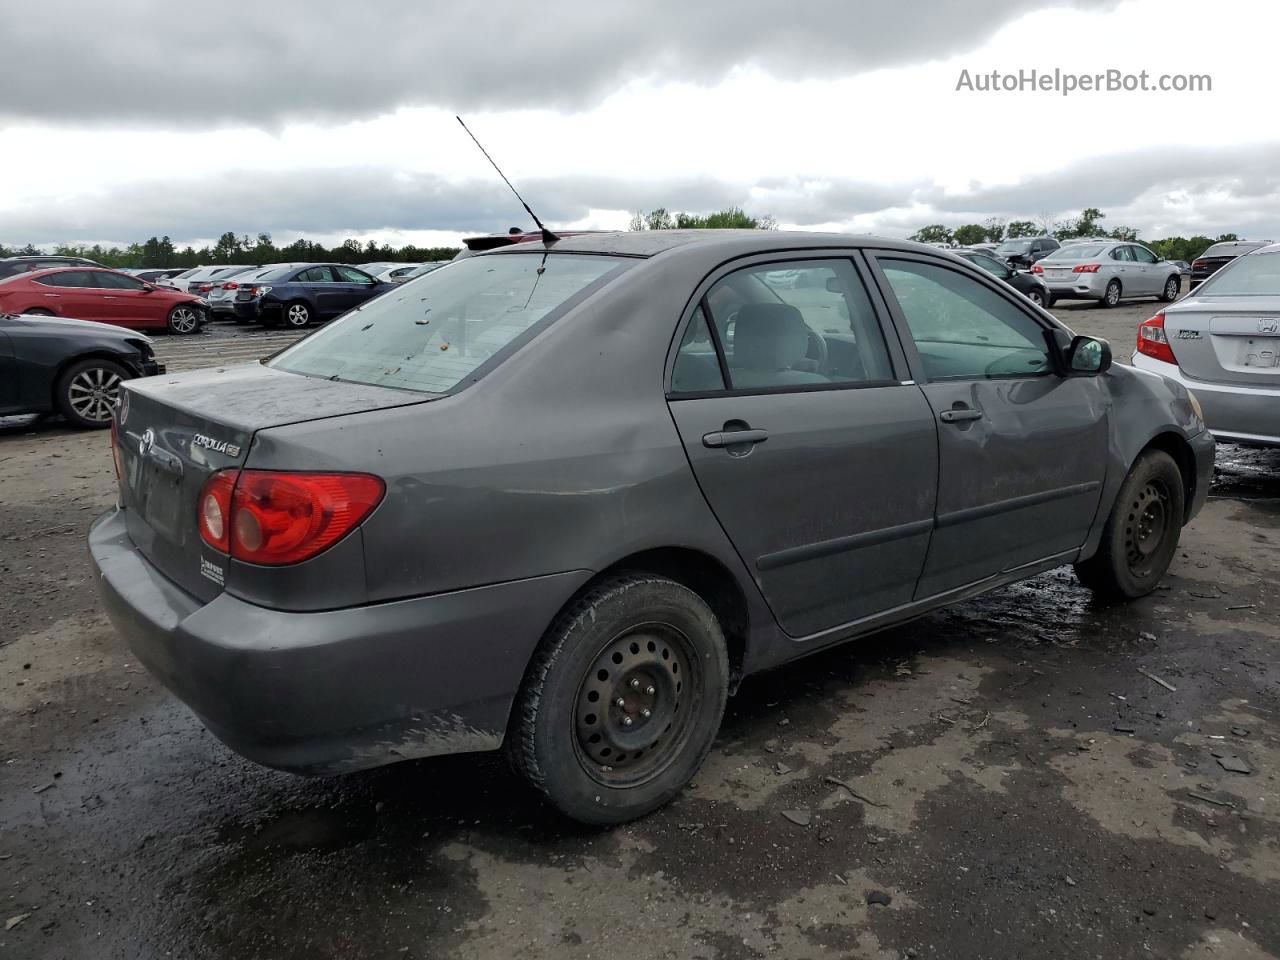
[34,270,94,287]
[701,259,893,391]
[1131,246,1158,264]
[970,255,1008,277]
[296,266,335,283]
[879,258,1051,381]
[93,272,147,290]
[335,266,374,283]
[1110,246,1133,262]
[670,306,726,394]
[1198,252,1280,295]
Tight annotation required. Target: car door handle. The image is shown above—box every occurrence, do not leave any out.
[703,428,769,448]
[939,408,983,423]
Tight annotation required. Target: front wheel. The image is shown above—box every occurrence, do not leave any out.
[55,358,128,429]
[1027,288,1046,308]
[167,305,202,335]
[1159,275,1181,302]
[509,575,729,825]
[1074,449,1185,601]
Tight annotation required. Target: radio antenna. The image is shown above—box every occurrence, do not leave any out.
[457,116,559,245]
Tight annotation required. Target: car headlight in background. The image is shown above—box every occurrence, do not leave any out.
[1187,389,1204,422]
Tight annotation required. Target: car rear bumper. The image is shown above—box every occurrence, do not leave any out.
[1043,274,1106,299]
[89,506,590,775]
[1133,353,1280,446]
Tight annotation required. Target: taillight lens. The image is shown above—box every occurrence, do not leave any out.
[197,470,384,566]
[1072,263,1101,273]
[1031,263,1044,274]
[1137,313,1176,364]
[199,283,213,292]
[198,470,237,552]
[222,281,238,290]
[1192,259,1205,269]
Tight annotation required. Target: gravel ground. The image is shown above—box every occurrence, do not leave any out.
[2,301,1278,960]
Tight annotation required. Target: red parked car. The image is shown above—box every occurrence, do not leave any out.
[0,267,207,334]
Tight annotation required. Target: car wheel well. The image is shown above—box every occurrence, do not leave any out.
[559,548,749,689]
[1141,432,1197,523]
[49,351,132,409]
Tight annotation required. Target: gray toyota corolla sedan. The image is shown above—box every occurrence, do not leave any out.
[90,230,1213,824]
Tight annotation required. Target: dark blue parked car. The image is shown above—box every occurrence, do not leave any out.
[232,263,393,328]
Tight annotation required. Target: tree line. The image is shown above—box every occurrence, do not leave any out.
[0,232,460,269]
[908,208,1240,262]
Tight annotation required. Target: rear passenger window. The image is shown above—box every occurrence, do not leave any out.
[879,259,1051,381]
[296,267,334,282]
[34,271,93,287]
[698,260,893,391]
[670,307,726,393]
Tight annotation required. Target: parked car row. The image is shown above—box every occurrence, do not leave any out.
[0,266,208,333]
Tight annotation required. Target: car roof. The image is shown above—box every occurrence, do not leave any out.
[478,229,931,260]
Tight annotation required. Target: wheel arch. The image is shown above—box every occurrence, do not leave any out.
[1139,430,1198,523]
[545,547,751,690]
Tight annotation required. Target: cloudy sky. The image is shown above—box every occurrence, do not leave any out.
[2,0,1277,250]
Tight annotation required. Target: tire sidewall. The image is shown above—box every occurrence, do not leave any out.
[55,358,127,429]
[521,578,729,825]
[1100,451,1185,597]
[167,305,201,335]
[285,301,311,327]
[1102,280,1121,307]
[1162,276,1180,302]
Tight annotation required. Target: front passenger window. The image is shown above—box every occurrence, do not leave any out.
[879,259,1051,381]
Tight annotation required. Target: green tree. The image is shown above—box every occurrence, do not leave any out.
[1005,220,1038,239]
[630,206,773,230]
[1054,207,1106,240]
[951,224,989,246]
[909,224,953,244]
[982,218,1006,243]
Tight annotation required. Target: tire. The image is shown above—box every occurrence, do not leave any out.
[1099,279,1121,308]
[54,357,128,429]
[509,575,729,825]
[1159,275,1180,303]
[283,301,312,328]
[1027,288,1046,308]
[166,304,202,335]
[22,308,55,316]
[1074,449,1185,602]
[1047,294,1058,308]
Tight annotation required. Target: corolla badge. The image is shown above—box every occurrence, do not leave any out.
[1258,318,1279,334]
[137,428,155,457]
[192,433,241,457]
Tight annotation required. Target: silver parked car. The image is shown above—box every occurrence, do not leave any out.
[91,230,1212,824]
[1133,242,1280,445]
[1033,241,1182,308]
[206,266,276,321]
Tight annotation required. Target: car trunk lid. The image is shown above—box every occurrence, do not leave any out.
[1162,295,1280,386]
[115,363,434,601]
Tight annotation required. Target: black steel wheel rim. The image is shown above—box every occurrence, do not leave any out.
[573,622,699,788]
[1124,480,1170,577]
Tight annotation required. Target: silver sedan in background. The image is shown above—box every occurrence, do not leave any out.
[1134,242,1280,445]
[1034,241,1183,308]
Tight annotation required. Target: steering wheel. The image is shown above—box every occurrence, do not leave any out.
[802,325,828,372]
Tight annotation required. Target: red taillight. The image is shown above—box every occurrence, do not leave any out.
[1072,263,1101,274]
[198,283,213,292]
[1031,263,1044,274]
[197,470,384,566]
[198,470,237,553]
[1136,313,1176,364]
[222,281,238,290]
[1191,259,1205,269]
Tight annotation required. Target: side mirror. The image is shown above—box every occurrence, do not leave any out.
[140,283,156,293]
[1067,335,1112,375]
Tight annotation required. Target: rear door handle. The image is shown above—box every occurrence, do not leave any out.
[703,428,769,448]
[939,408,983,423]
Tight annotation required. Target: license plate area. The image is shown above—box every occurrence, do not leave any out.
[137,461,184,541]
[1240,337,1280,369]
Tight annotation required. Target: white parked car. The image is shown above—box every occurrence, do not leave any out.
[1133,243,1280,445]
[1032,241,1182,308]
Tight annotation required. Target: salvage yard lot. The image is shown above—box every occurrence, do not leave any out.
[2,303,1277,960]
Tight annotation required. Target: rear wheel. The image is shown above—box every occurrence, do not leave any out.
[283,301,312,328]
[1027,288,1046,308]
[1100,279,1122,308]
[1159,274,1181,302]
[55,358,128,429]
[166,305,202,335]
[1074,449,1185,601]
[509,575,729,825]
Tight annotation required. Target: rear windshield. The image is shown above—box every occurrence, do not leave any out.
[1048,244,1107,259]
[1199,251,1280,295]
[996,240,1032,254]
[1202,242,1266,259]
[268,253,629,393]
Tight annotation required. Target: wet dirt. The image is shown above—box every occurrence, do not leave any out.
[2,310,1278,959]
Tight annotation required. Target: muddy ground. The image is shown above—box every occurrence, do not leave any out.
[2,301,1278,960]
